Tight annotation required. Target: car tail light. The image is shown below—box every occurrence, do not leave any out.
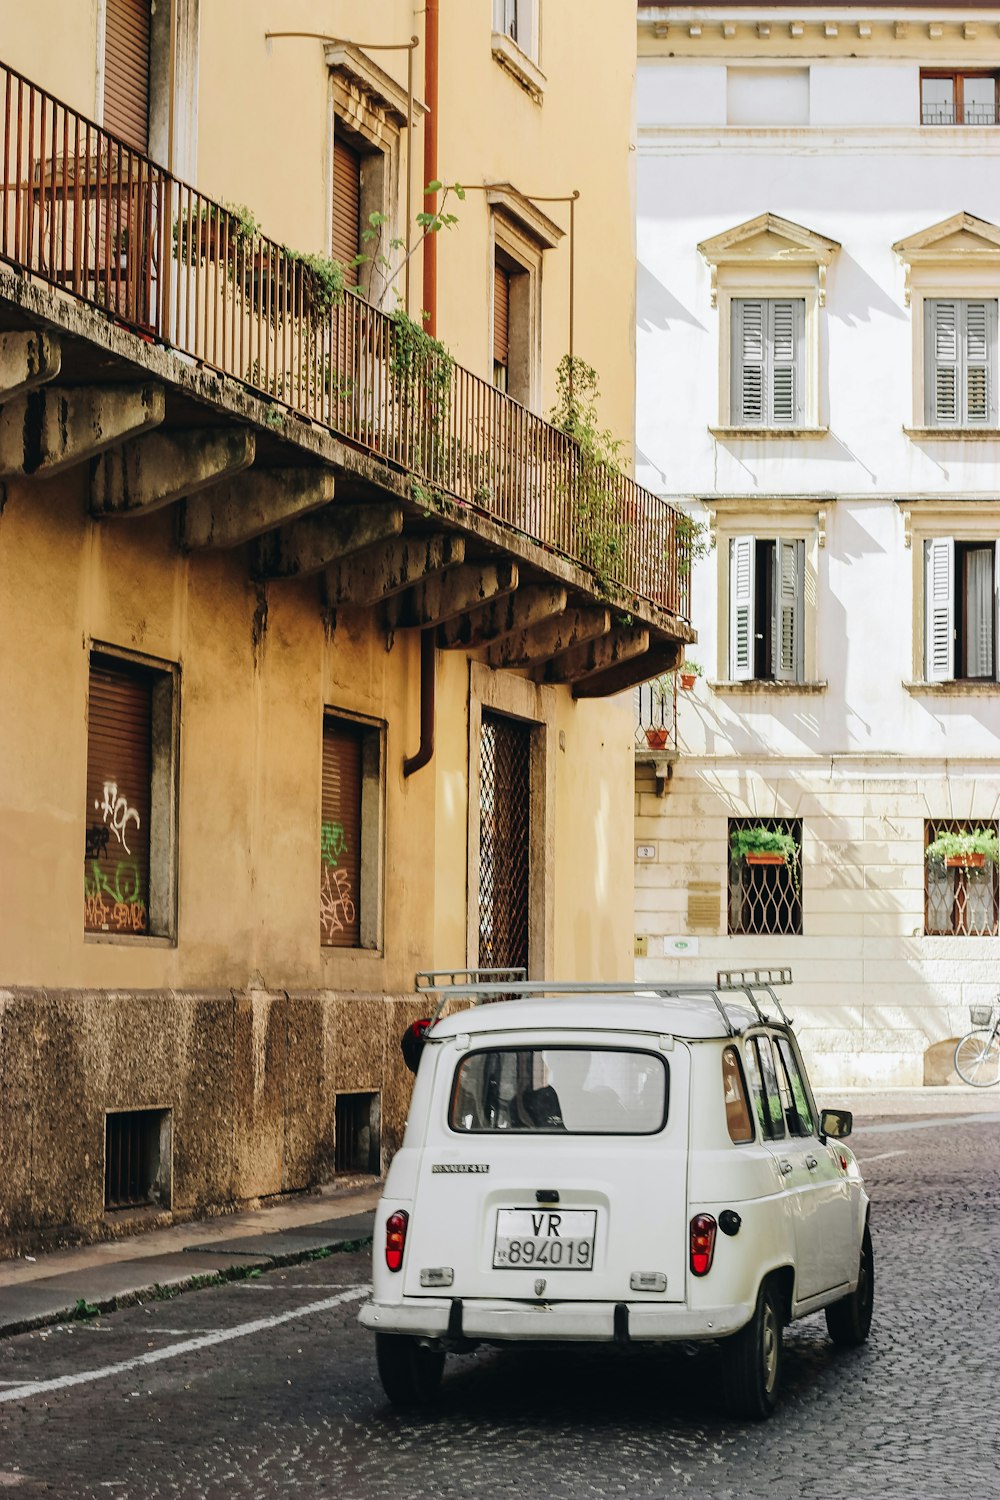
[690,1213,717,1276]
[385,1210,409,1272]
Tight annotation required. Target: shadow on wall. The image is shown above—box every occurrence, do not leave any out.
[636,260,707,333]
[825,252,908,327]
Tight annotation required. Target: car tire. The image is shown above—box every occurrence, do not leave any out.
[375,1332,445,1407]
[825,1224,874,1347]
[722,1279,783,1420]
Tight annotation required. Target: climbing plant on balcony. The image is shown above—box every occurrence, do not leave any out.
[548,355,631,594]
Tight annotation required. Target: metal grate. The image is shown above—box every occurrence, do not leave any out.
[104,1109,167,1210]
[478,712,532,971]
[634,675,676,749]
[335,1092,380,1175]
[925,819,999,937]
[728,818,803,936]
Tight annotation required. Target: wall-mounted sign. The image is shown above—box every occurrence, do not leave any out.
[663,937,700,956]
[635,844,656,861]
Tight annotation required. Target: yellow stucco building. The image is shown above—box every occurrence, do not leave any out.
[0,0,691,1249]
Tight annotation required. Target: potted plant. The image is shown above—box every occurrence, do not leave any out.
[730,826,800,868]
[677,658,702,691]
[924,828,999,869]
[644,675,673,748]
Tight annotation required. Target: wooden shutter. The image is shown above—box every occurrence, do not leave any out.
[732,300,765,425]
[332,135,362,272]
[321,718,363,948]
[773,538,804,681]
[730,536,756,680]
[103,0,151,153]
[493,261,511,387]
[964,299,997,425]
[770,300,804,426]
[85,659,152,935]
[926,300,959,425]
[924,537,955,681]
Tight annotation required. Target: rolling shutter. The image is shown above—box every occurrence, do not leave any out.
[85,660,152,935]
[103,0,151,153]
[924,537,955,681]
[493,260,510,388]
[773,538,805,681]
[332,135,362,273]
[730,536,756,680]
[321,718,363,948]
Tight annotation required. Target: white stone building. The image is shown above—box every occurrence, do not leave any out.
[633,2,1000,1087]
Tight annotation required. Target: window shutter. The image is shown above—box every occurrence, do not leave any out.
[85,661,152,934]
[770,300,803,427]
[926,301,960,425]
[730,536,756,680]
[965,545,995,679]
[103,0,151,153]
[493,261,510,381]
[332,135,362,273]
[964,300,997,426]
[321,718,362,948]
[732,301,765,425]
[924,537,955,681]
[773,538,804,681]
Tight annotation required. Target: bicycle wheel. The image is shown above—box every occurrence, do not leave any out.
[954,1030,1000,1088]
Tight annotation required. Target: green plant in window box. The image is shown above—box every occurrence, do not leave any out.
[730,826,800,881]
[924,828,999,869]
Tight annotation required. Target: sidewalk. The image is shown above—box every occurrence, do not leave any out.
[0,1184,379,1338]
[1,1088,996,1339]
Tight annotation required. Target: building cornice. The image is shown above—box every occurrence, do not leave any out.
[637,8,1000,59]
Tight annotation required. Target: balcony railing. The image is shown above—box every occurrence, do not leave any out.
[634,674,677,752]
[0,60,689,621]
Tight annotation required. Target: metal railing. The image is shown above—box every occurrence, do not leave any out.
[634,673,676,750]
[0,60,689,619]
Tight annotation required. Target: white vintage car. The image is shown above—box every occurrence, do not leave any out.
[359,969,872,1419]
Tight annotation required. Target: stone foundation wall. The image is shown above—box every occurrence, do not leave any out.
[0,987,427,1255]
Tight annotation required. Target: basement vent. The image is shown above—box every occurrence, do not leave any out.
[335,1092,381,1175]
[104,1108,171,1211]
[687,882,722,931]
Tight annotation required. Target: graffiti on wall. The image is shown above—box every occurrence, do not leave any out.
[320,820,356,941]
[95,780,141,855]
[85,776,147,933]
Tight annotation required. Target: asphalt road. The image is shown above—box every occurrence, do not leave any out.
[1,1112,998,1500]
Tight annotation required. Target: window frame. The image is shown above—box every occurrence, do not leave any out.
[743,1033,787,1142]
[923,818,1000,937]
[728,816,804,938]
[320,707,385,955]
[448,1045,670,1137]
[920,69,1000,127]
[85,643,179,945]
[902,501,1000,688]
[722,1044,755,1144]
[922,297,998,428]
[710,500,824,688]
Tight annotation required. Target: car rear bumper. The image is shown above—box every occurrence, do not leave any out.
[359,1297,754,1342]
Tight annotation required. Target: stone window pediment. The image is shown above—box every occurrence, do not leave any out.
[698,212,840,307]
[893,211,1000,305]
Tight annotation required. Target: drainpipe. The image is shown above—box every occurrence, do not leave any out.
[403,628,436,778]
[403,0,440,780]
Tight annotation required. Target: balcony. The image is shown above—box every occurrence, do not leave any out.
[0,60,692,692]
[634,674,679,793]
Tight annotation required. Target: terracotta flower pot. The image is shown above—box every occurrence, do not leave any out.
[679,672,698,690]
[645,727,669,749]
[744,852,787,866]
[945,852,985,868]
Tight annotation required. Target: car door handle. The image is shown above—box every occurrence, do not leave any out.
[779,1160,794,1175]
[805,1155,818,1171]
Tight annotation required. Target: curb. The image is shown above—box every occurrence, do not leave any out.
[0,1228,374,1340]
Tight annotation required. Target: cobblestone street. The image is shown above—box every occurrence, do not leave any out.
[1,1109,997,1500]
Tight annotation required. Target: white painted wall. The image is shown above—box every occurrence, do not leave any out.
[634,31,1000,1088]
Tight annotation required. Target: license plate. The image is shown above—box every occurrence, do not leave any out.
[493,1208,597,1270]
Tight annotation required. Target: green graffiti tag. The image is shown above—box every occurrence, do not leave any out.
[321,821,348,867]
[84,860,147,933]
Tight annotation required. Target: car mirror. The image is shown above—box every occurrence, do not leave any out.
[819,1108,853,1140]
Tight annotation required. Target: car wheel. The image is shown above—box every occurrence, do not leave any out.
[825,1224,874,1347]
[375,1332,445,1408]
[722,1279,783,1420]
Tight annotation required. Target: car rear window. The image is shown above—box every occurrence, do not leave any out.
[449,1047,668,1135]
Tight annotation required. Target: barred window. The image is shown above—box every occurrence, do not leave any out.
[924,819,999,937]
[728,817,803,936]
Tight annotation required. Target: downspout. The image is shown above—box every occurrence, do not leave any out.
[403,0,439,780]
[403,629,436,778]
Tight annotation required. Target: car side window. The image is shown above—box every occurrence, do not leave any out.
[722,1045,754,1143]
[773,1036,815,1137]
[743,1036,786,1140]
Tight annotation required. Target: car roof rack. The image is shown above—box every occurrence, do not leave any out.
[413,967,794,1035]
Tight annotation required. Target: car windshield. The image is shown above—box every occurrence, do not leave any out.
[449,1047,668,1135]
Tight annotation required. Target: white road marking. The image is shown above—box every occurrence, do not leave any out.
[0,1285,369,1405]
[858,1150,907,1163]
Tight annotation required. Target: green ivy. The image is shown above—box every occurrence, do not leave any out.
[924,828,999,865]
[729,826,800,863]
